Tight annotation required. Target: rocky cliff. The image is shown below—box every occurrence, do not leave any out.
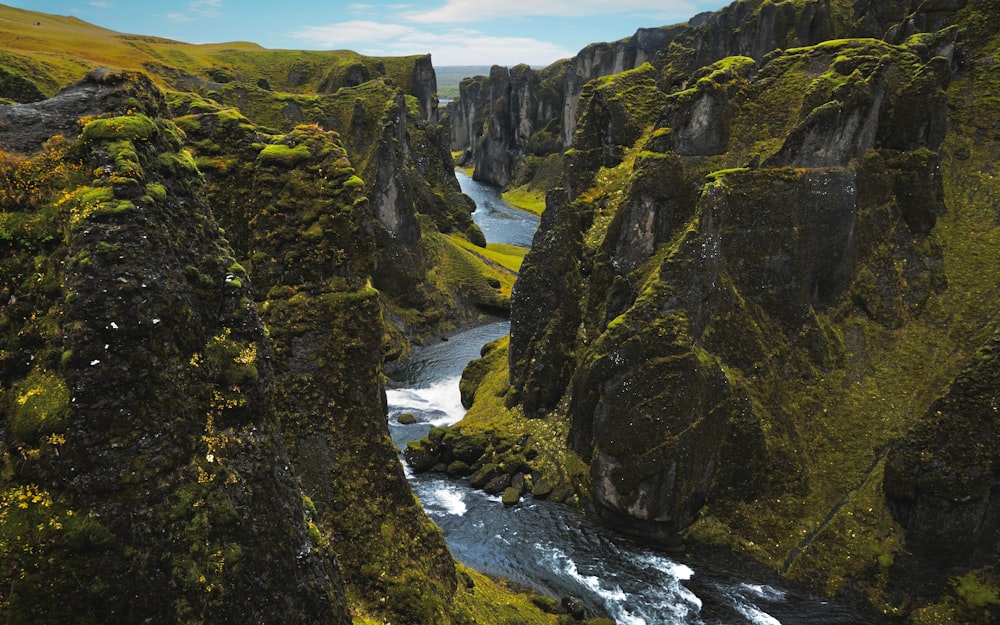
[0,68,352,624]
[447,0,854,188]
[484,0,1000,621]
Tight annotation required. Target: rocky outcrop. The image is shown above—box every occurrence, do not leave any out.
[449,63,566,188]
[448,0,859,188]
[0,69,351,624]
[0,58,494,623]
[560,26,684,148]
[884,332,1000,568]
[507,11,968,608]
[171,95,460,622]
[184,70,499,348]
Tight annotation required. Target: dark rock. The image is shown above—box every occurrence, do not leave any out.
[531,477,554,499]
[469,462,504,489]
[511,473,526,492]
[501,486,522,506]
[483,474,512,496]
[451,433,488,464]
[404,439,440,472]
[561,596,588,620]
[446,461,472,478]
[884,332,1000,568]
[397,412,418,425]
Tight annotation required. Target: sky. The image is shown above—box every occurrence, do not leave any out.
[8,0,731,67]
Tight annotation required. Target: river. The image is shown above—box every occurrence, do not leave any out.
[384,172,877,625]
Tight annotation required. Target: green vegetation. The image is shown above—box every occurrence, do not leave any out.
[450,238,529,272]
[0,485,112,620]
[502,185,546,215]
[6,368,70,442]
[0,5,431,100]
[257,142,311,166]
[440,336,591,506]
[6,2,998,624]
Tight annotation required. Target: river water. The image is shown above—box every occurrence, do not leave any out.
[384,173,877,625]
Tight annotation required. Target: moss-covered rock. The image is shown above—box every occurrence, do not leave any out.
[884,331,1000,567]
[495,3,995,619]
[0,70,350,625]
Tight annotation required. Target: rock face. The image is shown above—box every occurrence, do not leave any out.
[560,27,684,149]
[503,0,993,610]
[448,0,856,188]
[0,69,351,624]
[175,100,458,622]
[449,63,566,188]
[181,70,507,352]
[884,332,1000,567]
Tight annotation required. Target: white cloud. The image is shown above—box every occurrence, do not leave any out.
[295,20,416,47]
[89,1,112,7]
[166,0,222,22]
[404,0,698,23]
[292,21,573,66]
[190,0,223,16]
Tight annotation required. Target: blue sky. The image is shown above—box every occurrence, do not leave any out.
[9,0,730,66]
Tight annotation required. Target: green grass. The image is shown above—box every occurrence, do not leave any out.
[0,4,432,99]
[449,238,529,272]
[501,185,546,215]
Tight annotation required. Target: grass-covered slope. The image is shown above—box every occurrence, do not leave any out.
[0,4,431,102]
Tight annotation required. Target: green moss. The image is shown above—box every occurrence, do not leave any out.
[949,570,1000,623]
[0,484,112,620]
[145,181,167,202]
[341,174,364,189]
[7,368,71,442]
[705,167,750,181]
[156,150,201,178]
[455,336,589,504]
[81,113,158,142]
[257,143,312,167]
[193,327,259,386]
[450,565,559,625]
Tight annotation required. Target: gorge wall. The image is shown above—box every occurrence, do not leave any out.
[448,0,838,188]
[462,0,999,621]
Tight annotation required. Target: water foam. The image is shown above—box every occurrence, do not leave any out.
[635,552,695,581]
[732,601,783,625]
[535,545,701,625]
[739,583,787,602]
[422,484,467,517]
[385,375,465,425]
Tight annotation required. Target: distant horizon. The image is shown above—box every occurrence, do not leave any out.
[4,1,731,67]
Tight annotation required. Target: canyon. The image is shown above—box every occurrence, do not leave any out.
[1,1,998,624]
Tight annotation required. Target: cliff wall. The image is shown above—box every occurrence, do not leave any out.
[0,69,352,624]
[494,0,1000,619]
[448,0,849,187]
